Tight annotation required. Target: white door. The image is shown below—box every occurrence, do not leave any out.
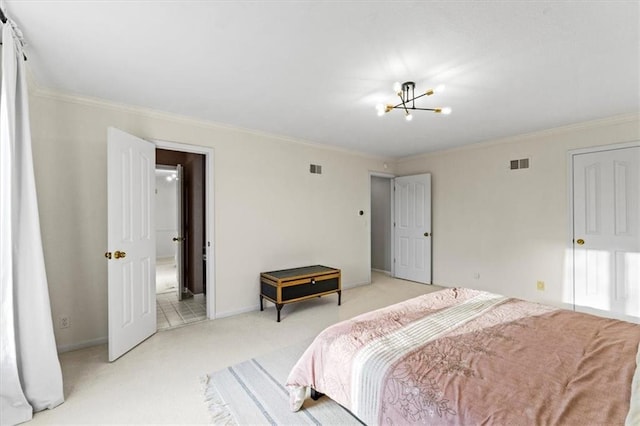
[573,145,639,322]
[394,174,432,284]
[175,164,186,300]
[107,127,156,361]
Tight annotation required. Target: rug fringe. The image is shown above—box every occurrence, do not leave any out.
[201,374,236,425]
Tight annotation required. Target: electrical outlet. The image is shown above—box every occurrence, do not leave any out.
[59,316,70,329]
[536,281,545,291]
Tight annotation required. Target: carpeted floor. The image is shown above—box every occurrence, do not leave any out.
[203,339,362,425]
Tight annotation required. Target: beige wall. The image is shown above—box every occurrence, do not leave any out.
[396,114,640,308]
[29,90,391,351]
[29,82,639,351]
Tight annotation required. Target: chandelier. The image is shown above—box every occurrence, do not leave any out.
[376,81,451,121]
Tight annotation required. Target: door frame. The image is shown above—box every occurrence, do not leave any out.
[153,139,215,319]
[566,140,639,312]
[368,171,396,284]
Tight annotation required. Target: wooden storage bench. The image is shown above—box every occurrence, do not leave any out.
[260,265,341,322]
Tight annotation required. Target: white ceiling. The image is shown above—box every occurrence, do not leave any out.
[4,1,639,158]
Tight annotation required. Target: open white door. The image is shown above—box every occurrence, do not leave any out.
[394,173,432,284]
[107,127,156,361]
[175,164,186,300]
[573,145,639,322]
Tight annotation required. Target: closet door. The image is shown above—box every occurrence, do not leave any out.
[573,145,639,322]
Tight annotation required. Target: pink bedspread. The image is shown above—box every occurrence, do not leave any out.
[286,288,640,425]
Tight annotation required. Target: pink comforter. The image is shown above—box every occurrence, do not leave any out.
[286,288,640,425]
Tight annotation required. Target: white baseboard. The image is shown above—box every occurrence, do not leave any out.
[371,268,391,275]
[343,280,371,289]
[58,283,369,351]
[214,304,261,319]
[57,336,107,353]
[574,304,639,324]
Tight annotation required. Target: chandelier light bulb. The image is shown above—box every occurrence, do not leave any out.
[393,81,402,94]
[405,112,413,121]
[434,84,445,94]
[441,107,452,115]
[376,104,386,116]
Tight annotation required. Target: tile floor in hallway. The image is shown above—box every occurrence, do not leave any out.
[156,292,207,329]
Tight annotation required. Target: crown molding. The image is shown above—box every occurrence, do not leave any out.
[396,112,640,163]
[27,74,393,163]
[28,69,636,166]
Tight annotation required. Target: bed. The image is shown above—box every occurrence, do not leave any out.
[286,288,640,425]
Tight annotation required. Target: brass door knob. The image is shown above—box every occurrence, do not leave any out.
[105,252,112,259]
[424,232,430,237]
[172,237,184,242]
[114,250,127,259]
[576,239,585,245]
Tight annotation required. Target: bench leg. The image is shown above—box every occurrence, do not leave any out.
[276,303,283,322]
[260,295,264,311]
[338,290,342,306]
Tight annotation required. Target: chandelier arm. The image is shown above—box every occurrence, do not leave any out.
[397,94,410,115]
[391,91,433,109]
[389,106,440,112]
[406,107,440,111]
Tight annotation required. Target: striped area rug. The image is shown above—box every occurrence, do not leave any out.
[203,340,361,425]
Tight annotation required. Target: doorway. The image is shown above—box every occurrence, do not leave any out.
[369,172,433,285]
[155,165,180,297]
[371,175,393,275]
[108,129,215,360]
[155,149,207,329]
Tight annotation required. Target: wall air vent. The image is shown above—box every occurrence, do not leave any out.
[310,164,322,174]
[510,158,530,170]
